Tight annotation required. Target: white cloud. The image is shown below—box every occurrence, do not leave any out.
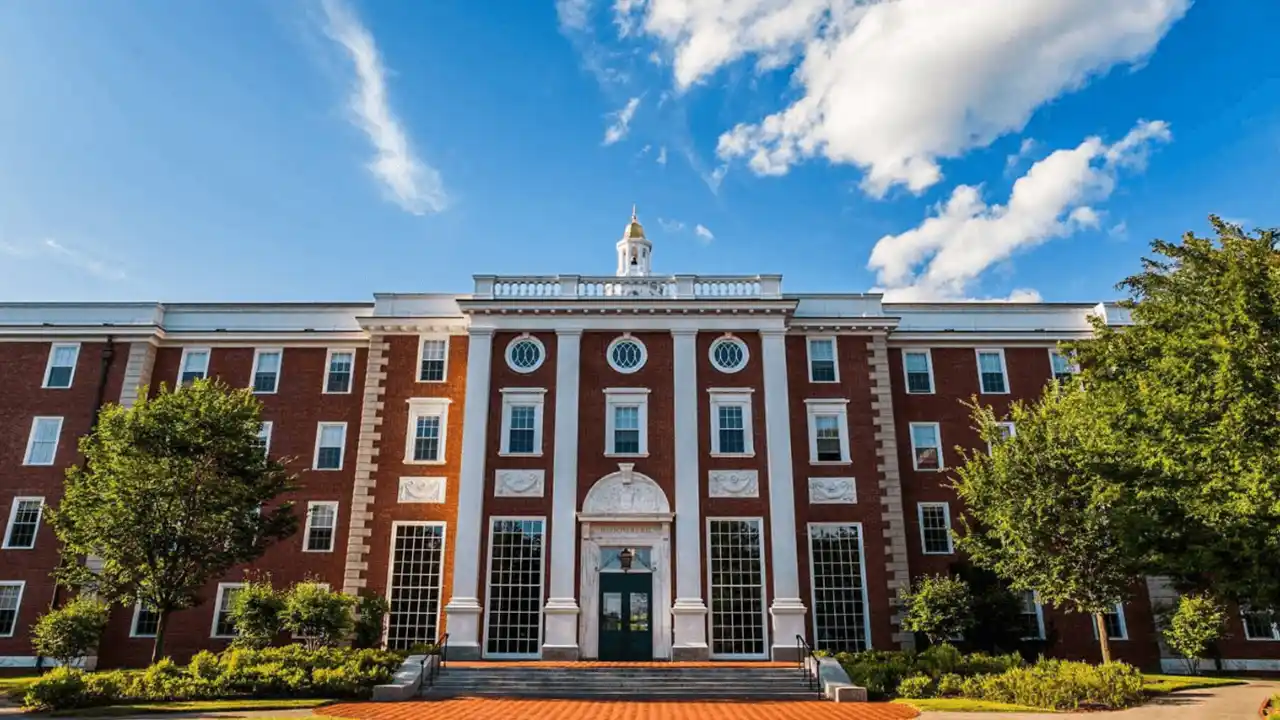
[868,119,1171,301]
[694,224,715,243]
[1,238,126,281]
[657,217,686,232]
[320,0,447,215]
[1108,221,1129,240]
[621,0,1188,197]
[603,96,642,145]
[1006,139,1039,173]
[556,0,593,31]
[656,146,668,165]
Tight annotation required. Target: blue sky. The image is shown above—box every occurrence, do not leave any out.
[0,0,1276,303]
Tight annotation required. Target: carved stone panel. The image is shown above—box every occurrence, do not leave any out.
[398,476,446,504]
[581,464,671,515]
[808,477,857,504]
[708,470,759,498]
[495,469,545,498]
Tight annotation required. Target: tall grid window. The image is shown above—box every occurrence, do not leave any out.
[304,502,338,552]
[708,519,767,658]
[314,423,346,470]
[132,603,160,638]
[413,416,442,462]
[919,502,953,554]
[613,406,640,454]
[24,417,62,466]
[419,339,447,382]
[3,498,43,549]
[904,351,933,393]
[252,350,282,393]
[977,350,1008,393]
[386,524,446,651]
[910,423,942,471]
[1241,607,1280,640]
[44,344,79,389]
[325,351,355,393]
[1018,591,1045,639]
[485,518,545,658]
[179,349,210,385]
[212,584,243,637]
[808,338,837,382]
[809,524,869,653]
[717,406,745,454]
[814,415,843,461]
[506,406,536,454]
[0,583,22,637]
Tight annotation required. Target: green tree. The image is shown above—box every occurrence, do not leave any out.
[47,379,298,662]
[900,575,976,646]
[31,597,109,669]
[1163,594,1226,675]
[352,593,390,649]
[228,574,285,649]
[280,582,355,650]
[952,389,1146,663]
[1071,217,1280,609]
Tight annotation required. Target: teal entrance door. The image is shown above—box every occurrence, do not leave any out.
[598,573,653,661]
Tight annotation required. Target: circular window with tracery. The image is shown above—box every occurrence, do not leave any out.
[709,335,749,373]
[506,335,545,373]
[608,336,647,373]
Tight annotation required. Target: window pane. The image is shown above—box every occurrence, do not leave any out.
[815,415,842,461]
[507,406,535,454]
[809,340,836,382]
[613,405,640,453]
[133,605,160,637]
[485,519,545,657]
[0,585,21,636]
[307,504,336,551]
[708,520,766,657]
[1242,608,1278,640]
[1018,591,1043,639]
[253,352,280,392]
[920,504,952,554]
[5,500,42,549]
[912,424,940,470]
[420,340,447,381]
[414,416,441,461]
[181,351,209,384]
[978,352,1007,393]
[27,419,60,465]
[317,425,345,469]
[809,525,868,653]
[718,406,745,454]
[386,524,445,651]
[1103,606,1125,638]
[215,587,241,636]
[1051,351,1075,382]
[905,352,932,393]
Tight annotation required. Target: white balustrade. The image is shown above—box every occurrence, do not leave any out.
[474,274,782,300]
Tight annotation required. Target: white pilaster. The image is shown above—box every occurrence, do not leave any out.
[670,329,709,660]
[761,329,807,660]
[443,328,493,659]
[543,329,582,660]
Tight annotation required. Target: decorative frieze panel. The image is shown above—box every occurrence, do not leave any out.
[495,469,545,498]
[398,476,446,504]
[808,477,856,504]
[708,470,759,498]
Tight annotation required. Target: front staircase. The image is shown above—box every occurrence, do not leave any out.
[422,664,823,701]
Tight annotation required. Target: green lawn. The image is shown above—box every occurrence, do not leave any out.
[54,698,333,717]
[1141,673,1247,695]
[0,674,39,701]
[893,698,1050,713]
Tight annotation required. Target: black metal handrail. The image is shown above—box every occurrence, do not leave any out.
[796,634,821,697]
[422,632,449,689]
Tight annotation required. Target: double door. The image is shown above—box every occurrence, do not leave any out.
[598,572,652,661]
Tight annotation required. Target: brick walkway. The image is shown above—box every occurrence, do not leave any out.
[318,699,919,720]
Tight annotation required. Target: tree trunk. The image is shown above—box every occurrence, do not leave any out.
[1094,612,1113,664]
[152,610,170,665]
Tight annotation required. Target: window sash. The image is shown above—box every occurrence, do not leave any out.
[978,352,1007,393]
[326,352,354,393]
[132,604,160,637]
[180,350,210,384]
[213,586,242,637]
[809,340,836,382]
[717,406,746,454]
[26,418,61,465]
[420,340,447,381]
[252,351,281,393]
[0,584,21,636]
[904,352,933,393]
[612,405,641,454]
[316,424,345,469]
[46,345,79,387]
[1050,351,1075,382]
[814,415,843,461]
[1241,607,1279,640]
[4,499,42,549]
[1018,591,1045,639]
[414,416,442,461]
[306,504,337,552]
[911,424,941,470]
[919,504,952,554]
[506,406,536,454]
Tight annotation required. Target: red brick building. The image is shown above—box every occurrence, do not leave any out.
[0,214,1275,672]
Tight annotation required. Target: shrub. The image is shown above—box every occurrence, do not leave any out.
[917,643,962,676]
[352,593,390,649]
[1163,594,1226,675]
[957,651,1023,676]
[898,675,936,699]
[835,646,1026,699]
[900,575,975,646]
[24,667,89,710]
[964,659,1144,710]
[280,583,356,650]
[937,673,965,697]
[188,650,221,681]
[228,576,285,649]
[31,597,110,668]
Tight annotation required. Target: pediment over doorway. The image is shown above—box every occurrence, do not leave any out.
[581,463,671,517]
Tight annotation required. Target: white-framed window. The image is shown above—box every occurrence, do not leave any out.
[386,522,447,651]
[910,422,943,471]
[604,388,649,455]
[303,501,338,552]
[484,517,546,658]
[312,422,347,470]
[3,497,44,550]
[499,389,545,456]
[249,348,282,394]
[1093,603,1129,640]
[0,581,24,637]
[918,502,954,554]
[131,602,160,638]
[903,349,934,394]
[324,349,356,394]
[807,337,838,383]
[607,335,647,374]
[707,518,769,659]
[406,398,451,464]
[976,349,1009,394]
[43,343,80,389]
[1049,349,1078,383]
[211,583,244,638]
[709,389,754,456]
[709,334,749,373]
[808,523,871,652]
[255,422,273,455]
[1241,606,1280,641]
[418,336,449,383]
[178,348,211,386]
[806,400,851,464]
[23,416,63,466]
[988,421,1015,453]
[1018,590,1046,640]
[505,334,546,374]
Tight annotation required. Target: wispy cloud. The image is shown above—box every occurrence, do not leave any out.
[657,217,686,232]
[1,238,126,281]
[319,0,447,215]
[656,146,667,165]
[603,96,642,145]
[694,224,715,243]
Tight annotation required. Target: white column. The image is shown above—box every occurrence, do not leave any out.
[543,329,582,660]
[761,328,807,660]
[670,329,709,660]
[443,328,494,659]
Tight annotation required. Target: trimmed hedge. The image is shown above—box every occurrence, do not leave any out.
[24,646,404,711]
[836,644,1022,699]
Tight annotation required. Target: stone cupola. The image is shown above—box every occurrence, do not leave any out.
[616,205,653,277]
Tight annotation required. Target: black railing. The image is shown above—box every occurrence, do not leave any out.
[422,632,449,689]
[797,634,821,697]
